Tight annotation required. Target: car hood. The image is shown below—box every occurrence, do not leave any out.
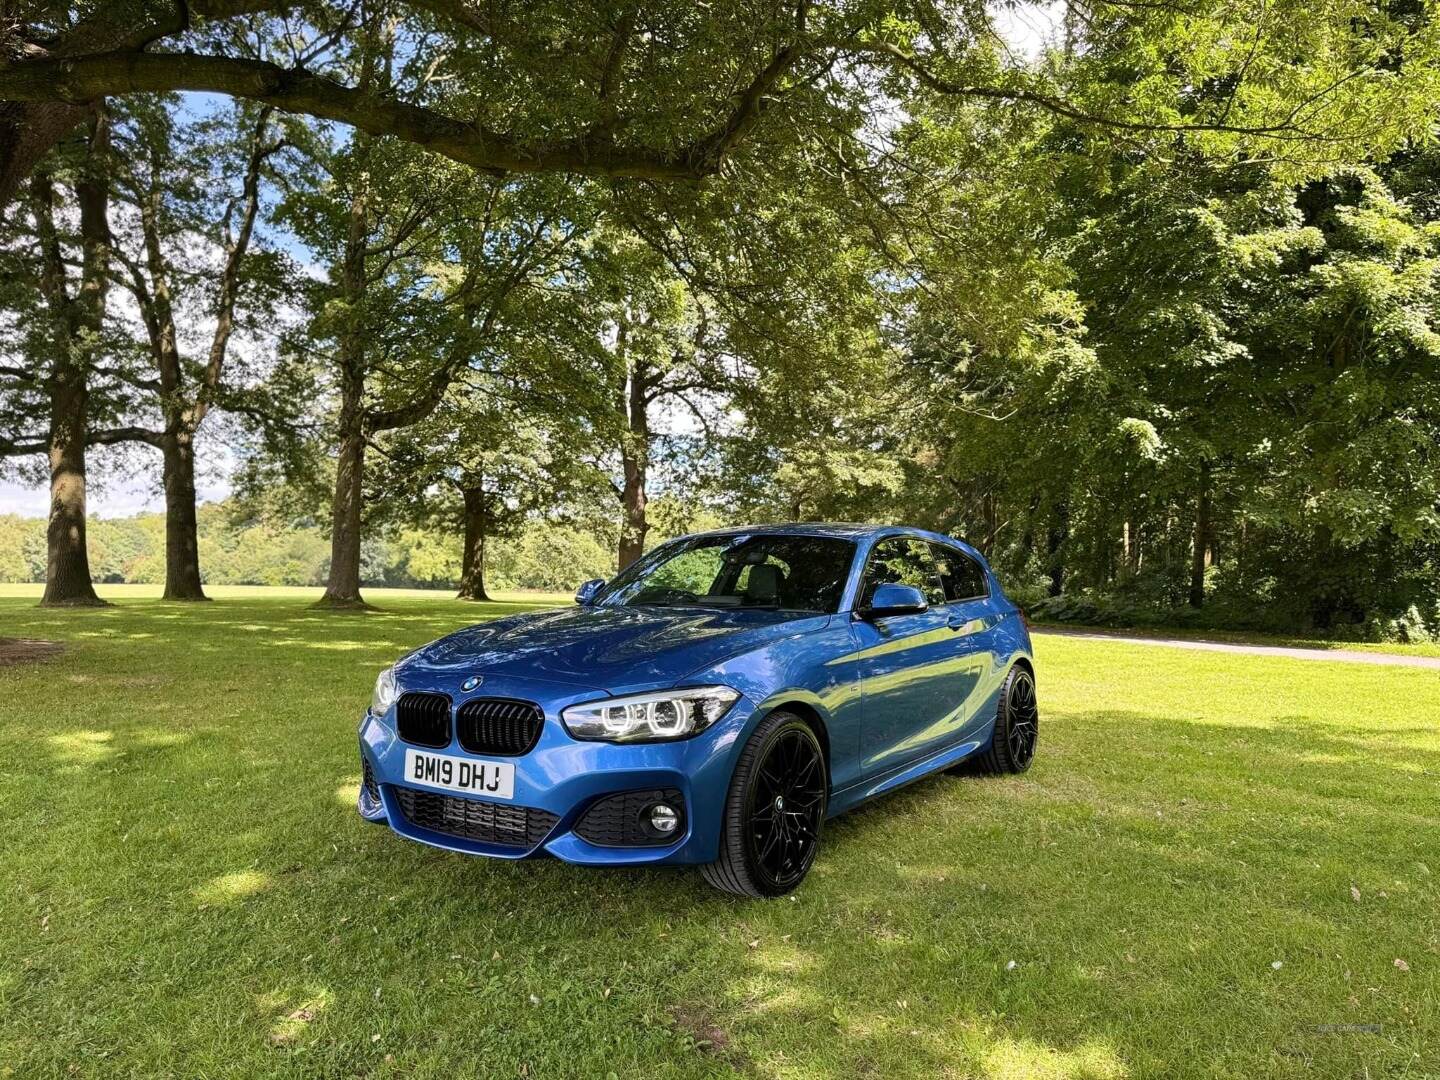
[403,605,830,693]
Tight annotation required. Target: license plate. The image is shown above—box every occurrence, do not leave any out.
[403,749,514,800]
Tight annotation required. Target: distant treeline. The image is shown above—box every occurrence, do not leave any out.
[0,505,615,593]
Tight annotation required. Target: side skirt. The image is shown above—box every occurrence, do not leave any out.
[825,723,995,818]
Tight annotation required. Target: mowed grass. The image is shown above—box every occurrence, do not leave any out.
[1029,620,1440,660]
[1,588,1437,1079]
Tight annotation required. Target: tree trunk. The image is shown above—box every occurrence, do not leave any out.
[981,488,998,556]
[457,486,492,601]
[616,350,649,570]
[618,454,648,570]
[36,110,109,607]
[1045,502,1068,598]
[320,376,368,608]
[41,367,103,606]
[317,172,371,610]
[160,432,207,600]
[1189,461,1212,609]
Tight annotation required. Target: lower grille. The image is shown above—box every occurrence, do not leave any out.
[457,697,544,756]
[392,786,558,848]
[574,788,685,847]
[397,691,451,747]
[361,754,380,801]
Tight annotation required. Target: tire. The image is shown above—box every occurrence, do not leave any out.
[701,710,827,898]
[968,663,1039,775]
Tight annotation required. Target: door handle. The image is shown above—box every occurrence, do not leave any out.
[947,614,988,634]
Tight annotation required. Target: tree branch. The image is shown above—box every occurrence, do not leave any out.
[687,0,810,171]
[87,425,163,448]
[195,106,276,425]
[0,434,47,456]
[0,50,720,179]
[847,39,1367,141]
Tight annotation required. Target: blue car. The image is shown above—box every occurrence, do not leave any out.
[357,524,1038,897]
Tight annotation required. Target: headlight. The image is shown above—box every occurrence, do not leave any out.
[561,686,740,743]
[371,666,398,716]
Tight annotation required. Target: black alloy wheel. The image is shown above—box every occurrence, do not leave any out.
[965,664,1039,776]
[702,711,827,898]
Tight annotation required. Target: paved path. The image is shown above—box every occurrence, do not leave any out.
[1034,627,1440,670]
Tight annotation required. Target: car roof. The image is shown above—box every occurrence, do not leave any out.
[688,522,982,555]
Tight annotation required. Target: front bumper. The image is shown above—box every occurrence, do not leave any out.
[357,674,757,866]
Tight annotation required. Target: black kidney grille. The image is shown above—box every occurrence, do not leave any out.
[393,786,558,848]
[397,691,451,748]
[456,697,544,756]
[574,788,685,847]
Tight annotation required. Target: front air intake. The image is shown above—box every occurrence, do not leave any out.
[393,787,558,848]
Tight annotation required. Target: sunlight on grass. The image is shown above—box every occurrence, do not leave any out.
[335,779,361,806]
[46,729,116,764]
[747,941,817,977]
[983,1035,1128,1080]
[194,870,272,907]
[270,638,383,652]
[263,988,334,1047]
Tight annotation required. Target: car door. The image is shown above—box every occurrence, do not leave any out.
[853,537,962,774]
[927,542,1001,742]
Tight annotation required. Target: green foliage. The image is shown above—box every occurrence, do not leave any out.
[7,1,1440,632]
[895,152,1440,638]
[0,505,623,593]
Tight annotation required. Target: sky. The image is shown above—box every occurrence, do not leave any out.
[0,4,1061,522]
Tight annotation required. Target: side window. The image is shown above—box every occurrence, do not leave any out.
[931,544,988,602]
[861,538,946,607]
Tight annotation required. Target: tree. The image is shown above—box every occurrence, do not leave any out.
[536,230,736,568]
[368,376,602,601]
[283,115,592,607]
[4,1,1429,212]
[97,96,287,599]
[0,106,118,605]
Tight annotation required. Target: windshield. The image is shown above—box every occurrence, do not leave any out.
[597,534,857,614]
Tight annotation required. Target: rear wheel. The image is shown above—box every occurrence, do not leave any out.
[968,664,1039,775]
[701,711,827,898]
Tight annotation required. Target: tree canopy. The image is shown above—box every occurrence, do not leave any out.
[2,0,1439,638]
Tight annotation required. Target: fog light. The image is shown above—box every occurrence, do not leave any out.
[648,803,679,835]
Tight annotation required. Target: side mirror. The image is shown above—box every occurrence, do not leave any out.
[575,578,606,606]
[859,582,929,619]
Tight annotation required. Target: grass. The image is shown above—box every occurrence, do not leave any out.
[1,588,1437,1079]
[0,583,574,604]
[1030,619,1440,659]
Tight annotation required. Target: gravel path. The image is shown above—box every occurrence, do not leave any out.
[1034,627,1440,670]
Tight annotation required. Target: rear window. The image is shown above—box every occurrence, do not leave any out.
[930,544,988,602]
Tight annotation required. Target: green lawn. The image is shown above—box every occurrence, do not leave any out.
[1,589,1436,1079]
[1030,619,1440,659]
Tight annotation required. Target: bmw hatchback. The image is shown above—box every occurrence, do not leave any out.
[357,524,1038,897]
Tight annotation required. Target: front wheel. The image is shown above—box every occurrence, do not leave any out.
[701,711,827,898]
[970,664,1039,775]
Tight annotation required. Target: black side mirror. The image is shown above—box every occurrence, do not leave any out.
[859,582,929,619]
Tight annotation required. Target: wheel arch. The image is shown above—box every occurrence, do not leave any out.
[759,698,832,791]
